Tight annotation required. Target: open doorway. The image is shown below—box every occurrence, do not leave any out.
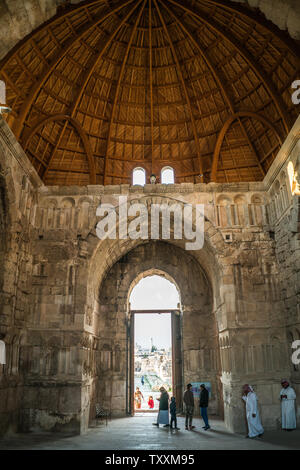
[134,313,172,412]
[128,274,182,416]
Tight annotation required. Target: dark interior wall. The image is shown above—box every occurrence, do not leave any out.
[0,123,41,436]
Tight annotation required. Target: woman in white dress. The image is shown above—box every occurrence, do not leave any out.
[280,379,297,431]
[242,384,264,438]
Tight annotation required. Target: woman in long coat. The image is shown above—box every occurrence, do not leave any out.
[153,387,169,427]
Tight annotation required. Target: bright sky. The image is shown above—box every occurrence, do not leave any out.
[135,313,172,350]
[130,275,180,349]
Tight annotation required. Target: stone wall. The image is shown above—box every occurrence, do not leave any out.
[0,115,299,435]
[93,241,220,419]
[0,117,41,435]
[28,181,292,433]
[267,136,300,424]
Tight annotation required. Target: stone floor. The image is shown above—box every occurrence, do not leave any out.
[0,413,299,450]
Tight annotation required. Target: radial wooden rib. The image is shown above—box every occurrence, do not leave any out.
[205,0,300,58]
[69,0,142,118]
[166,0,292,134]
[6,0,135,140]
[23,114,96,183]
[210,111,283,181]
[154,0,203,181]
[103,0,147,185]
[149,0,154,174]
[43,120,68,181]
[162,2,268,180]
[39,0,142,184]
[159,0,233,112]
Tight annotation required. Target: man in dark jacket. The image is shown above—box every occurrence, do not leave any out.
[170,397,180,430]
[183,383,195,430]
[199,384,210,430]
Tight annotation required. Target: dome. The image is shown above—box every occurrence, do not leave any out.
[0,0,299,185]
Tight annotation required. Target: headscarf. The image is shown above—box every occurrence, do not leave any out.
[243,384,254,393]
[281,379,289,387]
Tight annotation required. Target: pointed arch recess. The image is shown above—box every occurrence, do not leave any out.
[210,111,283,181]
[23,114,96,184]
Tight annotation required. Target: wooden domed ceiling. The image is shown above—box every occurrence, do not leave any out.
[0,0,299,185]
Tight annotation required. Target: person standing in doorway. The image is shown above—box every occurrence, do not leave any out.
[242,384,264,438]
[134,387,144,410]
[280,379,297,431]
[170,397,180,430]
[148,396,154,409]
[199,384,210,430]
[183,383,195,430]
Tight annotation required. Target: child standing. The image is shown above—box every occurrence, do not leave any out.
[170,396,180,430]
[148,396,154,409]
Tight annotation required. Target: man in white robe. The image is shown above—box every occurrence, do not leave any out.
[242,384,264,438]
[280,380,297,430]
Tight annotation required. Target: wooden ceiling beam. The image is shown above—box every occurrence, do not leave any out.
[30,38,49,67]
[160,0,270,181]
[27,151,48,168]
[205,0,300,58]
[159,0,234,113]
[15,54,37,83]
[5,0,135,140]
[166,0,292,134]
[93,151,214,162]
[210,111,283,181]
[22,113,96,184]
[42,120,68,181]
[103,0,147,184]
[69,0,142,119]
[149,0,154,174]
[154,0,203,181]
[237,117,265,178]
[260,144,280,164]
[0,70,26,99]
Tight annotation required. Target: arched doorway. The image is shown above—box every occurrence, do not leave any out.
[95,240,223,421]
[128,273,182,415]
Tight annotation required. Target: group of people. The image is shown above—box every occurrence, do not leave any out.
[152,383,210,431]
[148,379,297,437]
[134,387,158,410]
[243,379,297,438]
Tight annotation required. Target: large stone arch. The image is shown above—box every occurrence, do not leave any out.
[70,191,290,434]
[82,194,228,318]
[76,194,237,431]
[88,240,222,423]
